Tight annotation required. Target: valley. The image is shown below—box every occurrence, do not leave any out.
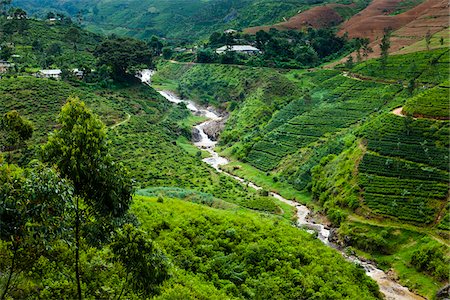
[153,82,427,300]
[0,1,448,299]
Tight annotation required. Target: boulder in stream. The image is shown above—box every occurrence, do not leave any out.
[202,118,226,141]
[191,127,202,143]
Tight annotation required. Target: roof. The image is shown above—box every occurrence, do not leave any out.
[216,45,261,52]
[40,69,62,75]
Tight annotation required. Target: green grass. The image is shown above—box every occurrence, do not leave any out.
[220,160,311,204]
[176,136,210,159]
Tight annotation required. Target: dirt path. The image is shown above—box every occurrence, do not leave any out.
[110,113,131,129]
[392,107,406,117]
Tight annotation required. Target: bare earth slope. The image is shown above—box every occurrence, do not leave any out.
[338,0,449,58]
[245,4,351,34]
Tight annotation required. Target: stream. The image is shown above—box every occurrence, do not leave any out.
[140,71,425,300]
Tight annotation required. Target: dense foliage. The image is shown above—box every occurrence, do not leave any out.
[133,196,382,299]
[15,0,370,40]
[199,28,354,68]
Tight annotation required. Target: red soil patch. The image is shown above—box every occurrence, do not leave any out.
[245,4,349,34]
[339,0,448,40]
[327,0,448,65]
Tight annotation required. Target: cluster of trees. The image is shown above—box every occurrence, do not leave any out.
[0,100,170,299]
[410,241,449,281]
[195,28,356,68]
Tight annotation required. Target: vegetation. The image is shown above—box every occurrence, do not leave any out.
[15,0,370,41]
[0,17,102,70]
[403,84,449,119]
[352,48,449,84]
[338,222,448,298]
[132,195,382,299]
[199,28,356,68]
[1,2,449,299]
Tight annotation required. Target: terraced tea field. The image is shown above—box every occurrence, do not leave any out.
[247,75,403,171]
[358,114,449,225]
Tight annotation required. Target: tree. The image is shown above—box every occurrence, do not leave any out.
[95,37,153,80]
[111,224,170,298]
[162,47,173,59]
[46,11,55,19]
[66,27,81,51]
[148,35,163,56]
[255,30,271,50]
[196,48,216,63]
[345,55,354,69]
[0,45,12,60]
[0,162,74,299]
[47,42,63,56]
[0,110,33,153]
[293,45,319,66]
[41,97,133,300]
[425,30,432,50]
[379,28,391,71]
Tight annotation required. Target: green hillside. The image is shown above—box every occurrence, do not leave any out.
[15,0,370,40]
[0,18,101,70]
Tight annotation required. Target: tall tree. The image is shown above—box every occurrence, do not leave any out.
[95,37,153,80]
[425,30,432,51]
[0,162,74,299]
[111,224,170,298]
[379,28,391,71]
[41,97,133,300]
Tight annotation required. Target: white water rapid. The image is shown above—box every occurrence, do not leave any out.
[141,71,426,300]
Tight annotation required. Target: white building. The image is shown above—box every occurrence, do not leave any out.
[38,69,62,79]
[216,45,262,55]
[224,29,238,35]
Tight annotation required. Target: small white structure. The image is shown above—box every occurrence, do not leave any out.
[38,69,62,79]
[216,45,262,55]
[224,29,237,35]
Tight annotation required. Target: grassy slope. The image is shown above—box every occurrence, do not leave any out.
[132,195,382,300]
[16,0,359,40]
[1,18,102,69]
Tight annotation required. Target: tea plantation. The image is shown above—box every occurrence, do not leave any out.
[358,114,449,225]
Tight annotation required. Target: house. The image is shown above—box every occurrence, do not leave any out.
[37,69,87,80]
[224,29,237,35]
[216,45,262,55]
[0,60,12,73]
[38,69,62,79]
